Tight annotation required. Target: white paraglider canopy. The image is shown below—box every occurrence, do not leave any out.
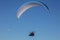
[17,1,49,19]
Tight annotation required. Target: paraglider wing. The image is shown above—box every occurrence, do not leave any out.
[17,1,49,19]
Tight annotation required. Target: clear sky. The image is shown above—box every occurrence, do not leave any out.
[0,0,60,40]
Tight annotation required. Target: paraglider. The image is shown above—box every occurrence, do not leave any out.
[17,1,49,19]
[16,1,50,40]
[29,32,35,37]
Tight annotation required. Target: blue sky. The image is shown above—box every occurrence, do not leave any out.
[0,0,60,40]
